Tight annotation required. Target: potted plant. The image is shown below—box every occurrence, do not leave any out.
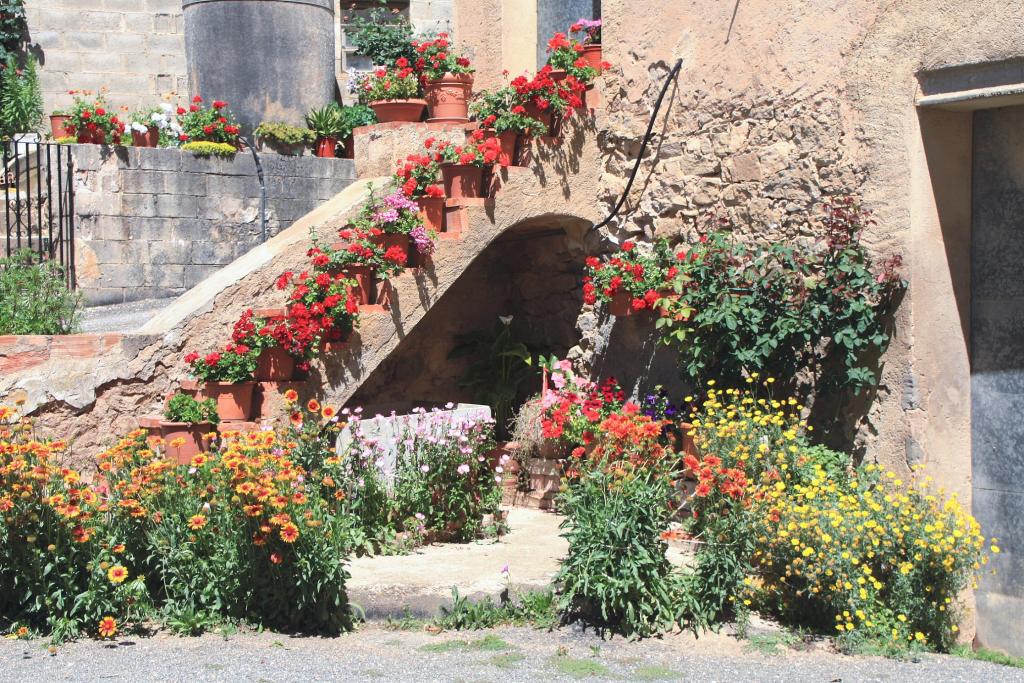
[571,19,605,72]
[359,65,425,124]
[546,31,600,84]
[230,308,300,381]
[305,103,344,158]
[66,91,125,144]
[254,121,314,156]
[510,66,587,138]
[338,103,377,159]
[582,240,670,317]
[412,35,474,122]
[128,106,166,147]
[49,109,70,139]
[395,144,446,232]
[183,344,258,420]
[276,259,361,343]
[354,185,436,266]
[435,134,505,200]
[318,226,409,305]
[160,392,219,465]
[176,96,240,147]
[470,87,548,166]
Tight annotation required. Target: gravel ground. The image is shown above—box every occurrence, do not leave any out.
[80,297,175,333]
[1,624,1021,683]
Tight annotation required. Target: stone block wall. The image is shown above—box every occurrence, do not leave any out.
[24,0,187,114]
[71,145,356,305]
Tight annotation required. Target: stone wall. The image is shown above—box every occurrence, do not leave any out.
[24,0,187,114]
[72,145,356,305]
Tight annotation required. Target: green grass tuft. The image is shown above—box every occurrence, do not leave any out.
[951,645,1024,669]
[549,656,611,679]
[419,634,514,653]
[634,665,684,680]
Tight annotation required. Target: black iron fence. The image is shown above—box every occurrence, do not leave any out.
[1,139,76,287]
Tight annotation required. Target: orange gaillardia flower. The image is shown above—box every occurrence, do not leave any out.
[107,565,128,584]
[279,523,300,543]
[307,399,321,413]
[188,514,208,530]
[98,616,117,639]
[321,405,337,419]
[283,389,299,403]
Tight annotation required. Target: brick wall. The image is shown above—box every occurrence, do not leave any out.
[24,0,187,114]
[71,145,356,305]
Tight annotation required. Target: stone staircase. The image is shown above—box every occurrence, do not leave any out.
[0,111,604,466]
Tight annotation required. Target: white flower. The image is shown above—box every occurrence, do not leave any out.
[457,464,470,475]
[130,122,148,134]
[499,315,513,325]
[495,466,504,474]
[160,102,174,114]
[415,512,425,521]
[420,464,430,473]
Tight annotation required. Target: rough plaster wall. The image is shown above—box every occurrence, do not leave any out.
[24,0,187,114]
[583,0,1024,481]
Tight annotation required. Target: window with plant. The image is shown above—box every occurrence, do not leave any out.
[0,250,81,335]
[164,393,219,425]
[571,18,602,45]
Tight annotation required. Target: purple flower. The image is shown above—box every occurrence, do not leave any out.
[410,225,435,255]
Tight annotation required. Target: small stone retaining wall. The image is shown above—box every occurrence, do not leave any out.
[71,145,356,305]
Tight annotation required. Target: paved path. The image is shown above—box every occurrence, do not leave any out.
[80,297,175,333]
[2,624,1020,682]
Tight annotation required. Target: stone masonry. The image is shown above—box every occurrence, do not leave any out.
[71,145,356,305]
[24,0,187,114]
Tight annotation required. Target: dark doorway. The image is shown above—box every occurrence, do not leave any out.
[971,104,1024,654]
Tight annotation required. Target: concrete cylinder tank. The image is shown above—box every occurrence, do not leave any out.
[182,0,336,136]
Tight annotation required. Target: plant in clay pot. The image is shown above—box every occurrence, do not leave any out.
[305,103,345,158]
[470,85,548,165]
[230,308,304,381]
[183,344,258,421]
[338,103,377,158]
[570,18,607,72]
[582,240,670,317]
[176,96,240,146]
[411,34,474,122]
[275,263,361,352]
[546,31,601,84]
[160,392,219,465]
[128,105,173,148]
[66,90,124,144]
[359,64,425,123]
[435,134,505,200]
[510,66,586,138]
[254,121,314,156]
[394,146,446,232]
[353,185,436,262]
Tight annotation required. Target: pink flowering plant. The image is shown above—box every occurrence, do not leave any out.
[390,407,501,541]
[352,186,436,255]
[571,18,602,44]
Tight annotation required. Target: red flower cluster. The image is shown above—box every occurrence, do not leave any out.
[582,241,667,308]
[394,149,442,199]
[510,65,586,117]
[684,453,748,500]
[411,33,473,81]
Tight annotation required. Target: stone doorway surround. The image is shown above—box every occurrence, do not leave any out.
[914,58,1024,657]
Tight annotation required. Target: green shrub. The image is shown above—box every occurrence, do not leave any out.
[305,103,345,139]
[164,393,218,424]
[181,141,237,157]
[347,3,416,67]
[556,465,680,637]
[0,55,42,138]
[0,250,81,335]
[254,121,314,146]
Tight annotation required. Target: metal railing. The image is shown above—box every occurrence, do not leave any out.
[1,139,76,287]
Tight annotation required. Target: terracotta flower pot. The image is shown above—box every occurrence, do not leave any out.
[49,114,71,139]
[416,196,446,232]
[255,346,296,381]
[159,422,213,465]
[481,129,520,166]
[524,102,560,138]
[424,73,474,122]
[76,129,106,145]
[369,232,411,258]
[204,381,256,421]
[580,44,604,71]
[608,289,635,317]
[440,163,485,199]
[315,136,338,158]
[339,265,376,305]
[369,99,427,124]
[131,125,160,148]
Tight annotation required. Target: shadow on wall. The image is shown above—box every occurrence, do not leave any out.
[347,217,589,427]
